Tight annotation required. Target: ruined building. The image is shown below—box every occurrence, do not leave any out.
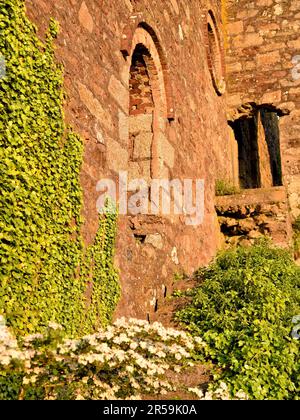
[25,0,300,321]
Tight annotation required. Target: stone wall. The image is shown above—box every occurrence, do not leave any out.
[25,0,234,321]
[226,0,300,219]
[216,187,293,249]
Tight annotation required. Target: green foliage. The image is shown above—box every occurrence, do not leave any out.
[0,373,23,400]
[176,242,300,400]
[0,0,120,337]
[215,179,240,196]
[293,216,300,233]
[294,232,300,254]
[81,204,120,332]
[293,217,300,256]
[173,272,189,283]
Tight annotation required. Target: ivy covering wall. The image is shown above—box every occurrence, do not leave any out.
[0,0,120,336]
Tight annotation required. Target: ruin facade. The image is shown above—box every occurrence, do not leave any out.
[25,0,299,320]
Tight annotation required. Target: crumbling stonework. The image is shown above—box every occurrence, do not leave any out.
[216,187,293,249]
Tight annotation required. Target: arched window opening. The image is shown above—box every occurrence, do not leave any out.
[129,44,155,182]
[121,23,174,185]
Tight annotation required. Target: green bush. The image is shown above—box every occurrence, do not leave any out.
[293,216,300,233]
[292,217,300,257]
[215,179,240,196]
[176,242,300,400]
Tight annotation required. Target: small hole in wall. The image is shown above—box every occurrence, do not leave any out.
[146,313,150,323]
[154,299,158,313]
[134,234,147,244]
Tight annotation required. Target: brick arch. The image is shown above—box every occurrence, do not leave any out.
[205,9,226,95]
[123,22,175,179]
[121,19,174,120]
[129,43,157,180]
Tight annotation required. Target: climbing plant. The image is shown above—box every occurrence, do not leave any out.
[0,0,120,337]
[81,202,120,333]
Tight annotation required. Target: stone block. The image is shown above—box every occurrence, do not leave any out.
[78,82,114,132]
[107,138,128,172]
[228,21,244,35]
[109,75,129,113]
[133,132,153,160]
[238,219,256,233]
[145,234,163,250]
[261,90,282,104]
[233,33,263,49]
[119,110,129,147]
[158,132,175,169]
[256,51,281,67]
[129,114,153,134]
[128,161,151,182]
[79,1,94,33]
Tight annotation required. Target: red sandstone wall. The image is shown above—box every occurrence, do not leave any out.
[25,0,232,321]
[226,0,300,220]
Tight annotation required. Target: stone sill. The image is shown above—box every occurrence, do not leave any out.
[215,186,287,208]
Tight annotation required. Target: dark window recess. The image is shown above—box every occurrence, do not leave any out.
[231,108,283,189]
[260,109,283,187]
[232,116,261,189]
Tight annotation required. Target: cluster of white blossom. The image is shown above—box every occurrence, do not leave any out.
[188,382,248,400]
[0,316,248,400]
[0,317,205,400]
[0,315,27,367]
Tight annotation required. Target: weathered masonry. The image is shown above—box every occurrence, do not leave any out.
[26,0,299,321]
[226,0,300,220]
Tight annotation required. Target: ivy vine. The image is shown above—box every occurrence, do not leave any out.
[81,203,121,333]
[0,0,120,337]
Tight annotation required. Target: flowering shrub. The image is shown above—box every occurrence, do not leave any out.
[0,316,205,400]
[188,382,248,400]
[0,316,248,400]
